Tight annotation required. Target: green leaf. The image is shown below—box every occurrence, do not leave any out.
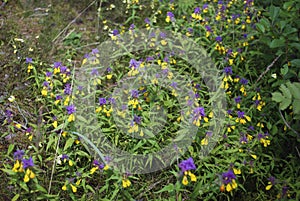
[7,144,15,155]
[155,183,174,193]
[259,18,270,29]
[64,137,74,151]
[291,59,300,67]
[279,98,291,110]
[269,39,285,48]
[19,182,29,192]
[269,5,280,23]
[12,194,20,201]
[283,1,294,10]
[1,168,16,175]
[286,82,300,100]
[280,84,292,100]
[280,64,289,75]
[255,23,265,33]
[292,100,300,114]
[271,125,278,135]
[279,20,287,31]
[85,185,95,193]
[291,43,300,51]
[272,92,284,102]
[36,184,47,193]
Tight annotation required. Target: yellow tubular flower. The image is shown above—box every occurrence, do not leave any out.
[90,166,99,174]
[103,165,109,170]
[122,178,131,188]
[24,174,30,183]
[233,168,241,175]
[70,184,77,193]
[188,172,197,182]
[266,182,272,190]
[182,175,188,185]
[29,170,35,179]
[201,138,208,145]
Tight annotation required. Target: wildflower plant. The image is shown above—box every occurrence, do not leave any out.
[1,0,300,200]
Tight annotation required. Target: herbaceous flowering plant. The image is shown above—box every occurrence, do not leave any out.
[1,0,300,200]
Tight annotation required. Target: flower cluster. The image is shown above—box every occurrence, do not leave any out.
[12,150,35,183]
[179,157,197,185]
[220,170,238,192]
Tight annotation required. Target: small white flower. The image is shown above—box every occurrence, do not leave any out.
[56,155,63,165]
[8,95,15,102]
[271,73,277,79]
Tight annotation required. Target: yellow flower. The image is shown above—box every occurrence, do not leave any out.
[90,167,98,174]
[69,160,73,166]
[227,125,236,133]
[82,58,87,65]
[54,68,60,74]
[257,122,264,128]
[182,175,188,185]
[140,130,144,137]
[161,40,167,46]
[52,121,58,128]
[201,138,208,145]
[193,119,201,127]
[233,168,241,175]
[106,74,113,79]
[128,124,138,133]
[188,172,197,182]
[64,96,70,106]
[260,138,271,147]
[68,114,75,122]
[76,179,81,186]
[62,131,68,137]
[70,184,77,193]
[191,13,202,20]
[12,160,22,172]
[103,165,109,170]
[15,124,22,129]
[24,174,30,183]
[166,16,171,23]
[266,183,272,190]
[28,134,33,141]
[29,170,35,179]
[226,179,238,192]
[247,134,253,141]
[251,154,257,159]
[41,88,47,96]
[117,110,126,118]
[128,99,139,108]
[204,117,209,123]
[62,184,67,191]
[122,178,131,188]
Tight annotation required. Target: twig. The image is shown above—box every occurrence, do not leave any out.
[278,109,300,138]
[295,146,300,159]
[13,102,28,127]
[52,0,97,43]
[136,179,163,199]
[255,54,282,84]
[75,42,100,50]
[96,0,104,38]
[47,129,63,196]
[47,63,77,195]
